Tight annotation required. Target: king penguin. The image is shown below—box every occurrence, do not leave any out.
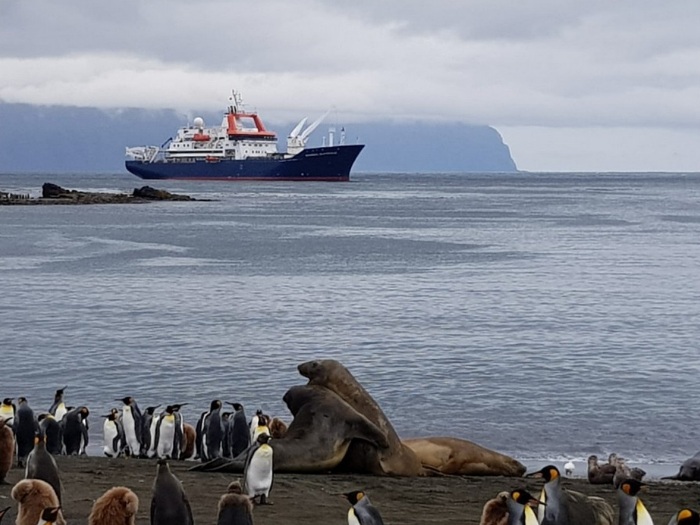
[154,406,177,459]
[140,405,161,458]
[26,432,63,504]
[227,402,250,458]
[37,507,62,525]
[344,490,385,525]
[505,489,542,525]
[526,465,614,525]
[669,509,700,525]
[0,398,15,427]
[243,433,274,505]
[217,480,254,525]
[61,406,89,455]
[48,387,67,422]
[618,478,653,525]
[14,397,38,467]
[38,414,62,455]
[151,459,194,525]
[102,408,125,458]
[204,400,224,460]
[117,397,142,457]
[249,409,263,443]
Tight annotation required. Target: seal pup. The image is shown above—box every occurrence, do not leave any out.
[298,359,422,476]
[0,507,10,524]
[48,387,67,422]
[14,397,38,467]
[0,398,15,426]
[11,478,65,525]
[669,509,700,525]
[61,406,89,455]
[0,417,14,484]
[37,507,61,525]
[587,455,615,485]
[344,490,385,525]
[217,481,254,525]
[88,486,139,525]
[226,403,250,458]
[526,464,614,525]
[617,478,652,525]
[102,408,125,458]
[38,414,62,455]
[244,433,273,505]
[26,433,63,504]
[151,459,194,525]
[403,437,526,477]
[116,397,142,457]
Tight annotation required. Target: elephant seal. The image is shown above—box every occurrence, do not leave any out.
[191,384,389,473]
[663,451,700,481]
[298,359,423,476]
[402,436,526,476]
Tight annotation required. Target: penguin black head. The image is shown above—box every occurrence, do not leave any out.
[40,507,61,524]
[619,478,646,496]
[256,433,271,445]
[17,397,27,404]
[229,402,243,411]
[526,465,560,482]
[37,413,48,422]
[255,409,263,416]
[54,387,66,396]
[33,431,47,445]
[210,400,222,410]
[343,490,366,506]
[672,509,700,525]
[164,405,175,414]
[171,403,188,411]
[156,458,170,468]
[145,405,161,415]
[117,397,134,405]
[510,489,543,507]
[79,406,90,418]
[222,412,231,421]
[2,398,13,405]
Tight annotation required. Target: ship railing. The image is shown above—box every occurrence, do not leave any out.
[125,146,162,163]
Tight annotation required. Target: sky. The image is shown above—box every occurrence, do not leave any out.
[1,0,700,172]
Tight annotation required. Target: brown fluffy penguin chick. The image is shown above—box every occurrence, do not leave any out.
[180,423,196,460]
[217,481,254,525]
[11,479,65,525]
[0,417,14,484]
[88,486,139,525]
[268,418,287,440]
[479,491,509,525]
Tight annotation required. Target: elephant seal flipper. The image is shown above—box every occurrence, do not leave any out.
[662,452,700,481]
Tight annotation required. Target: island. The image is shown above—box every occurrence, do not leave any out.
[0,183,201,205]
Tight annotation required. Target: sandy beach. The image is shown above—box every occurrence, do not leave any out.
[1,456,698,524]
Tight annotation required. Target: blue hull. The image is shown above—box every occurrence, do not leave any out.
[125,145,364,181]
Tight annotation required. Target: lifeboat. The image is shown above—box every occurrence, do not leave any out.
[193,133,210,142]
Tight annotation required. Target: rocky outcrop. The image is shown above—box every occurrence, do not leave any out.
[0,183,199,205]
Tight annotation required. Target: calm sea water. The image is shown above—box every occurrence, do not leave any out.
[2,171,700,477]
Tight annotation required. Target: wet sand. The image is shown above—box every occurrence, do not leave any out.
[0,456,698,524]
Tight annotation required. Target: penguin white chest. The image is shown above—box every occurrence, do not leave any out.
[158,417,176,458]
[103,420,119,456]
[347,508,362,525]
[122,408,139,452]
[246,445,273,496]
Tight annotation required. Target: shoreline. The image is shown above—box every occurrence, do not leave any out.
[1,456,699,525]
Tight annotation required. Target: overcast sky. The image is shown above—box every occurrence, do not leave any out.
[2,0,699,172]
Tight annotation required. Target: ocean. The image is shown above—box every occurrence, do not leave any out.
[2,171,700,478]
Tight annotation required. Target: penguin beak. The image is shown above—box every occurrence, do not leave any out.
[528,498,545,507]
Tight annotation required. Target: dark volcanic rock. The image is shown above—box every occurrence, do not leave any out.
[1,183,200,205]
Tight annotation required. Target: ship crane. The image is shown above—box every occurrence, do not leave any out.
[286,110,330,156]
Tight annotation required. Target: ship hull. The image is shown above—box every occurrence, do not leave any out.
[125,145,364,181]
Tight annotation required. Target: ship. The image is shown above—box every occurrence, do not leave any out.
[125,91,364,182]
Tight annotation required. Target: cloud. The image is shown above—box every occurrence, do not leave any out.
[2,0,700,170]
